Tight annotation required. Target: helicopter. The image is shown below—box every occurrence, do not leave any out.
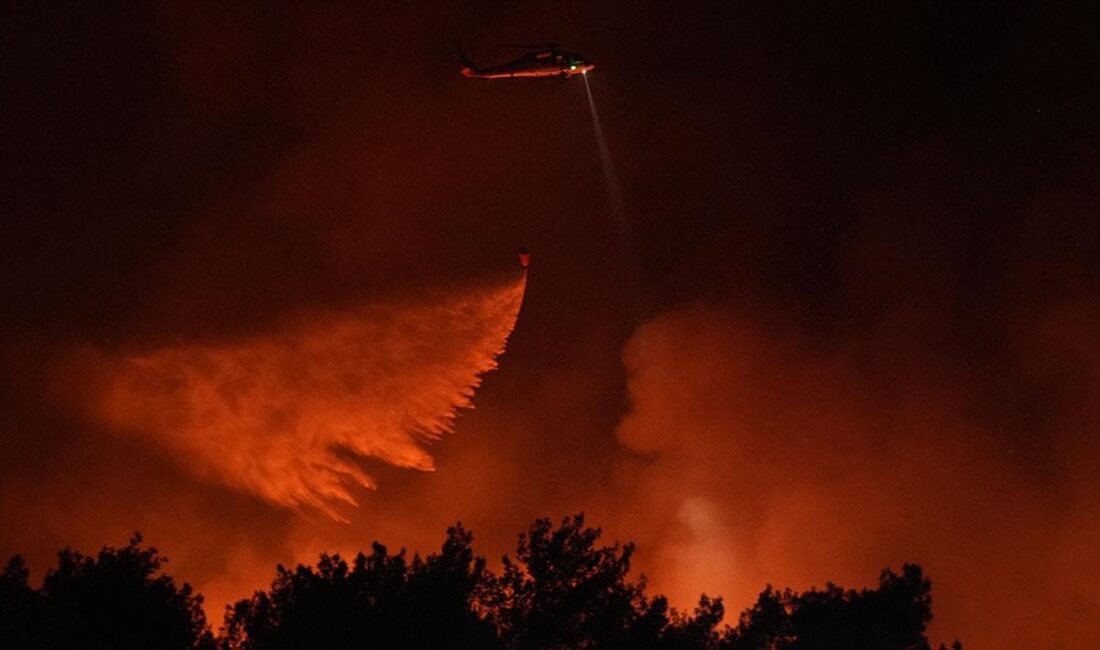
[458,43,595,79]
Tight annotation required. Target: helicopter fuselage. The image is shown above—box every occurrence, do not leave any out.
[461,50,595,79]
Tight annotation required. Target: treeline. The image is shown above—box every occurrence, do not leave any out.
[0,514,959,649]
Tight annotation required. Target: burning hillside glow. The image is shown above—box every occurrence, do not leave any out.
[73,273,526,520]
[610,300,1100,647]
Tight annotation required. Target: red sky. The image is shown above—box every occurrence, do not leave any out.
[2,3,1099,647]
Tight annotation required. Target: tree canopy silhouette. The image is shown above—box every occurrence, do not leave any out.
[0,555,37,648]
[221,524,497,649]
[727,564,936,650]
[0,534,212,649]
[1,516,957,649]
[486,513,724,649]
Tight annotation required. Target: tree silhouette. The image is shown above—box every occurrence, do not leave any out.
[725,564,937,650]
[221,524,497,649]
[486,513,724,649]
[1,517,957,649]
[663,595,725,649]
[0,555,37,648]
[0,534,213,649]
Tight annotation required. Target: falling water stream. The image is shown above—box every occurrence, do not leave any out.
[582,72,648,319]
[583,72,628,236]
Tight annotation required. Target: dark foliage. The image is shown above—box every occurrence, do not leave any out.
[0,555,37,648]
[725,564,935,650]
[486,513,715,649]
[1,534,212,649]
[1,518,956,649]
[221,524,497,650]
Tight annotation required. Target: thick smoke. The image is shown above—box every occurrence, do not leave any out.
[610,293,1100,648]
[68,274,525,520]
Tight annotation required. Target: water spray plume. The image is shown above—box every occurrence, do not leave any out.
[70,273,527,521]
[583,73,648,318]
[583,73,627,233]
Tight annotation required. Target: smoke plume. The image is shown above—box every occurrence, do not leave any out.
[610,294,1100,648]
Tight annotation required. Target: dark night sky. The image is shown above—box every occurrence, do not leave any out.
[2,3,1099,647]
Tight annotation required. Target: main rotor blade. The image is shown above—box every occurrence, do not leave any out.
[502,42,560,50]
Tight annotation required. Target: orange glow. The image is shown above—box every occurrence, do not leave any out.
[74,273,526,520]
[607,302,1100,647]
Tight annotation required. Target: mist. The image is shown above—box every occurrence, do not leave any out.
[63,274,525,519]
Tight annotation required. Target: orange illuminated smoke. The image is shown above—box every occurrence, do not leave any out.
[78,274,526,520]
